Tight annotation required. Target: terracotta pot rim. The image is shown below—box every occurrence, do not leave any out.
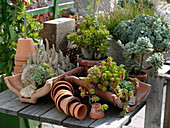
[53,81,74,94]
[77,58,106,67]
[55,93,72,112]
[69,102,80,117]
[51,84,73,99]
[60,96,80,116]
[74,104,87,120]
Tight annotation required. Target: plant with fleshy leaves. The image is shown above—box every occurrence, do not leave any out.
[123,37,164,74]
[115,14,170,52]
[67,16,111,60]
[21,63,57,87]
[79,57,139,116]
[146,53,165,73]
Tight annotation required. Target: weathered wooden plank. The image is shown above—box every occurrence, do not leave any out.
[0,97,30,116]
[40,107,68,125]
[163,80,170,128]
[89,106,127,128]
[89,100,146,128]
[0,89,18,114]
[144,75,164,128]
[63,115,96,128]
[18,96,55,121]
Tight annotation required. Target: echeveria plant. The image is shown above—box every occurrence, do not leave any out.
[115,14,170,52]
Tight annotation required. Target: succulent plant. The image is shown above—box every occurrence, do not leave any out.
[114,14,170,52]
[27,39,75,75]
[79,57,139,116]
[146,53,165,73]
[67,16,111,60]
[21,63,57,87]
[123,37,164,74]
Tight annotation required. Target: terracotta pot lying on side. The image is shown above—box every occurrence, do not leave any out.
[4,74,53,104]
[4,67,83,104]
[65,75,151,112]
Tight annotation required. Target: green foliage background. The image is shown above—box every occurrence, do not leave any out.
[0,0,42,88]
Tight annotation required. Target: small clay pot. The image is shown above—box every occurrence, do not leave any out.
[89,103,105,119]
[14,66,23,73]
[53,89,73,100]
[52,81,74,94]
[74,103,87,120]
[55,92,72,112]
[15,38,36,61]
[51,84,73,99]
[129,71,147,82]
[60,96,80,116]
[14,60,27,66]
[69,102,80,117]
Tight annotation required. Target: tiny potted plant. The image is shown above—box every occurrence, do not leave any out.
[123,36,165,81]
[67,16,112,67]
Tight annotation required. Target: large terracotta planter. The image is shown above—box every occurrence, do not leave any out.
[4,74,53,104]
[89,103,105,119]
[64,68,151,112]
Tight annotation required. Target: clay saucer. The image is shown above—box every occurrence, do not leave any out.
[69,102,80,117]
[52,81,74,94]
[74,104,87,120]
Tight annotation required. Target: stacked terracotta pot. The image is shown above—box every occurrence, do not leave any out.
[51,81,87,120]
[14,38,36,75]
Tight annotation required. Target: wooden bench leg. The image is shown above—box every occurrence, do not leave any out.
[163,80,170,128]
[144,75,164,128]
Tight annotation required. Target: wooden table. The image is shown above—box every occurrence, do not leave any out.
[0,89,145,128]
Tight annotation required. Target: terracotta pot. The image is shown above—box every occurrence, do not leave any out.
[14,66,23,74]
[89,103,105,119]
[129,71,147,82]
[51,84,74,100]
[77,58,105,68]
[65,75,151,112]
[4,74,53,104]
[14,60,27,66]
[69,102,80,117]
[55,92,73,112]
[53,89,73,100]
[52,81,74,94]
[60,96,80,115]
[74,103,87,120]
[14,38,36,61]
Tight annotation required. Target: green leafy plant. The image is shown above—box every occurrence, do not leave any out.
[0,0,42,79]
[123,36,165,74]
[97,1,154,36]
[117,0,154,8]
[67,16,111,60]
[79,57,139,116]
[114,14,170,52]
